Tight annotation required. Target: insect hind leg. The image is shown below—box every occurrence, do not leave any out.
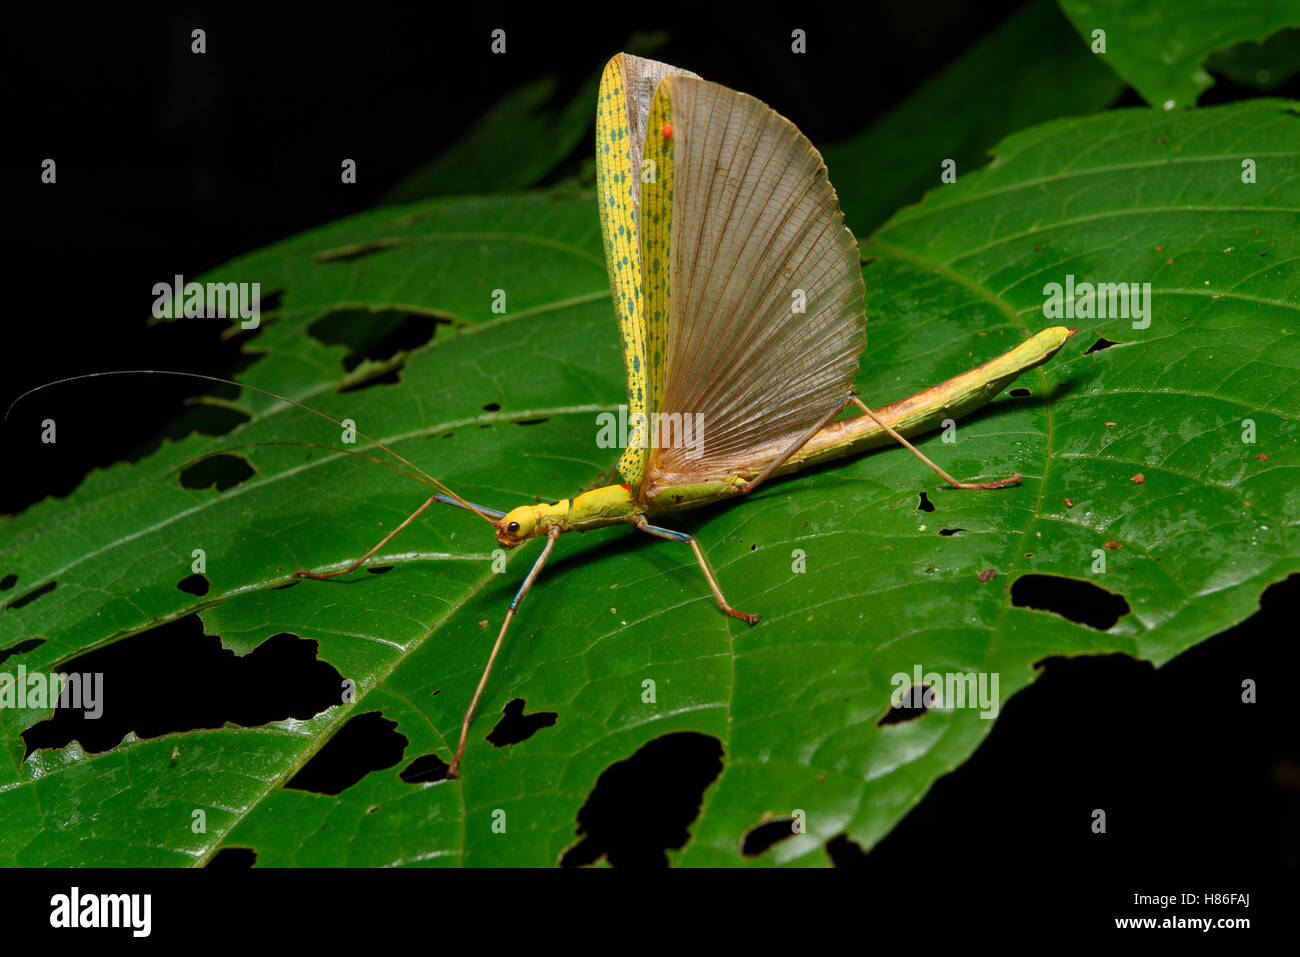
[740,390,1021,495]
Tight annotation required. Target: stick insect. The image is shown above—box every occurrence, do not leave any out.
[9,54,1072,778]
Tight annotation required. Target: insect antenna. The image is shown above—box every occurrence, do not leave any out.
[175,440,507,519]
[6,370,501,523]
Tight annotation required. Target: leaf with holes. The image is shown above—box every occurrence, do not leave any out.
[1,99,1297,867]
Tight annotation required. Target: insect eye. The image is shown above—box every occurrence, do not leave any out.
[507,521,520,534]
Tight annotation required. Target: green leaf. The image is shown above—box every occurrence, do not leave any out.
[1206,27,1300,91]
[381,76,597,204]
[824,0,1124,235]
[379,32,670,204]
[1058,0,1300,108]
[2,101,1297,867]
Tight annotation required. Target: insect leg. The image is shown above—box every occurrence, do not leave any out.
[739,393,855,494]
[846,396,1021,489]
[292,494,442,580]
[448,525,561,779]
[740,391,1021,494]
[580,461,621,494]
[634,516,759,626]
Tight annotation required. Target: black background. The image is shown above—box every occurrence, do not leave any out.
[2,0,1296,882]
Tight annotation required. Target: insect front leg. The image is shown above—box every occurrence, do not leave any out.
[292,494,442,580]
[634,516,758,626]
[579,461,622,494]
[448,525,562,778]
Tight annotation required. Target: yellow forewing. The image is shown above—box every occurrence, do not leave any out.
[639,86,674,456]
[594,53,694,487]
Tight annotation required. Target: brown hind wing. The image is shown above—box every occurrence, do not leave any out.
[639,75,866,490]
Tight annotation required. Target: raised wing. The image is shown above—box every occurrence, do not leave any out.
[594,53,697,488]
[640,75,867,488]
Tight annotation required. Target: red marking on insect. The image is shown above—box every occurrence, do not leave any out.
[620,483,631,492]
[662,123,673,139]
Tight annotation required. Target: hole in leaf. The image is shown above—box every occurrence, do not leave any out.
[938,528,966,537]
[1085,336,1118,354]
[0,639,45,667]
[1011,574,1130,630]
[21,618,344,756]
[206,847,257,868]
[179,453,255,491]
[1009,388,1031,398]
[559,732,723,868]
[177,574,210,596]
[285,711,408,796]
[825,834,871,866]
[314,238,409,263]
[4,345,252,515]
[4,580,57,611]
[486,697,558,748]
[514,417,549,426]
[482,402,501,412]
[258,290,284,314]
[877,685,930,725]
[853,574,1300,869]
[0,574,15,591]
[741,818,799,857]
[309,308,443,375]
[399,753,450,784]
[917,492,935,513]
[365,565,394,575]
